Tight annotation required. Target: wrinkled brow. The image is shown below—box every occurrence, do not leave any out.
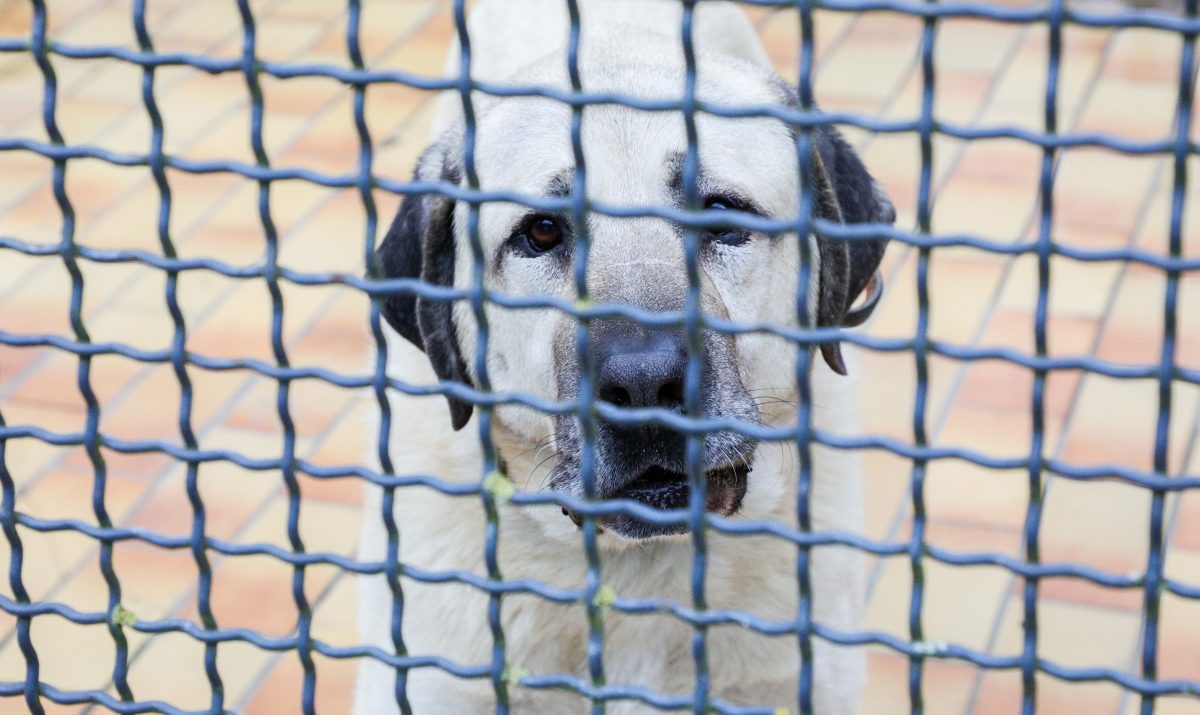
[545,169,574,199]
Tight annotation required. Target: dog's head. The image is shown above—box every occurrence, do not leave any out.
[374,33,893,542]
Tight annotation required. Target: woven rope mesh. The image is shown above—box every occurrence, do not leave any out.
[0,1,1198,713]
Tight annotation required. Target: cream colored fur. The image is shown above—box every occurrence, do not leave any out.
[356,2,866,712]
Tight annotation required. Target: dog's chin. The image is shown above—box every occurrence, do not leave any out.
[562,463,750,540]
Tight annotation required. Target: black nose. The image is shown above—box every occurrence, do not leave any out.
[595,333,687,411]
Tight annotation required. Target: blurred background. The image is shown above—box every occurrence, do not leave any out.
[0,0,1197,712]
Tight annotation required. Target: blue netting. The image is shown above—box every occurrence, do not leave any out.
[0,1,1197,714]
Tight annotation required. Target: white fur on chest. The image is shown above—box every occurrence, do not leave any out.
[354,1,867,712]
[355,337,865,714]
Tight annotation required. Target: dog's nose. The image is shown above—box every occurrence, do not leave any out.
[595,335,687,411]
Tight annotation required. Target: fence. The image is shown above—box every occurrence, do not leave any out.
[0,0,1198,713]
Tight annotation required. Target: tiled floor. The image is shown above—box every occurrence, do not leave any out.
[0,1,1197,713]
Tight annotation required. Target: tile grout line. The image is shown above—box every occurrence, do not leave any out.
[863,19,1044,601]
[0,4,445,657]
[960,48,1200,715]
[0,0,188,134]
[0,0,294,221]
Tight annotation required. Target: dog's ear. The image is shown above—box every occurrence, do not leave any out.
[808,124,895,375]
[372,139,475,430]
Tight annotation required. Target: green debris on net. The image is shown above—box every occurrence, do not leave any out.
[483,470,515,502]
[110,604,137,628]
[592,584,616,608]
[502,663,530,686]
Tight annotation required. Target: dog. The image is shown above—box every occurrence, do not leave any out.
[355,1,894,712]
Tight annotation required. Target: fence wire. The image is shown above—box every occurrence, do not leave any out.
[0,1,1198,714]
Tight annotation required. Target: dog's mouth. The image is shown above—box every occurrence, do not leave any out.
[561,463,750,539]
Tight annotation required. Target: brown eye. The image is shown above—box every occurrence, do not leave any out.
[525,215,564,253]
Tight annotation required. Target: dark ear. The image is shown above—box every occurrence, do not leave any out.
[371,140,475,430]
[809,123,895,375]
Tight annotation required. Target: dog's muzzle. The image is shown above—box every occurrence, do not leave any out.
[562,461,752,536]
[556,323,758,539]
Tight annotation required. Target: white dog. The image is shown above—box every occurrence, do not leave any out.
[356,1,893,712]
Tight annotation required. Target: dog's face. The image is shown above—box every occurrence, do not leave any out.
[375,36,893,543]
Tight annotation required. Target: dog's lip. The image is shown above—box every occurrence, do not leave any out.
[561,462,751,537]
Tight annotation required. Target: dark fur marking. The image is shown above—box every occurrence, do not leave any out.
[373,147,475,430]
[770,74,895,373]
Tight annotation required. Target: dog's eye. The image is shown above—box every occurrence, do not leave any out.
[703,196,751,247]
[524,215,565,253]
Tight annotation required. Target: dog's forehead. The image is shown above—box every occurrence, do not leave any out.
[470,47,797,206]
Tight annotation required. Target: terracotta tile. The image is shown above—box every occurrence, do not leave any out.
[51,1,138,48]
[172,201,269,268]
[856,349,959,444]
[1,401,85,458]
[0,263,75,338]
[1031,570,1143,612]
[224,375,357,440]
[6,351,90,415]
[194,425,312,474]
[288,290,374,374]
[1097,271,1200,376]
[998,254,1125,321]
[952,139,1043,189]
[123,460,279,543]
[991,597,1141,668]
[16,465,145,532]
[257,16,338,63]
[974,670,1126,715]
[956,361,1082,419]
[276,190,372,275]
[924,461,1030,533]
[977,308,1098,359]
[185,280,334,363]
[1039,475,1152,577]
[862,450,912,543]
[1099,27,1181,84]
[814,37,918,108]
[121,630,221,711]
[1127,696,1200,715]
[380,8,455,78]
[12,617,115,696]
[89,448,174,483]
[1053,152,1160,236]
[936,402,1063,464]
[0,344,45,390]
[860,649,976,715]
[124,635,272,714]
[1057,374,1198,475]
[108,540,204,618]
[1075,75,1177,142]
[300,468,364,511]
[154,173,244,245]
[1158,549,1200,683]
[1171,448,1200,552]
[303,393,373,477]
[274,99,364,177]
[927,249,1010,345]
[866,539,1013,653]
[310,571,357,647]
[933,173,1038,245]
[0,0,32,34]
[242,650,357,715]
[864,249,919,343]
[357,2,442,63]
[0,242,48,299]
[183,553,300,640]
